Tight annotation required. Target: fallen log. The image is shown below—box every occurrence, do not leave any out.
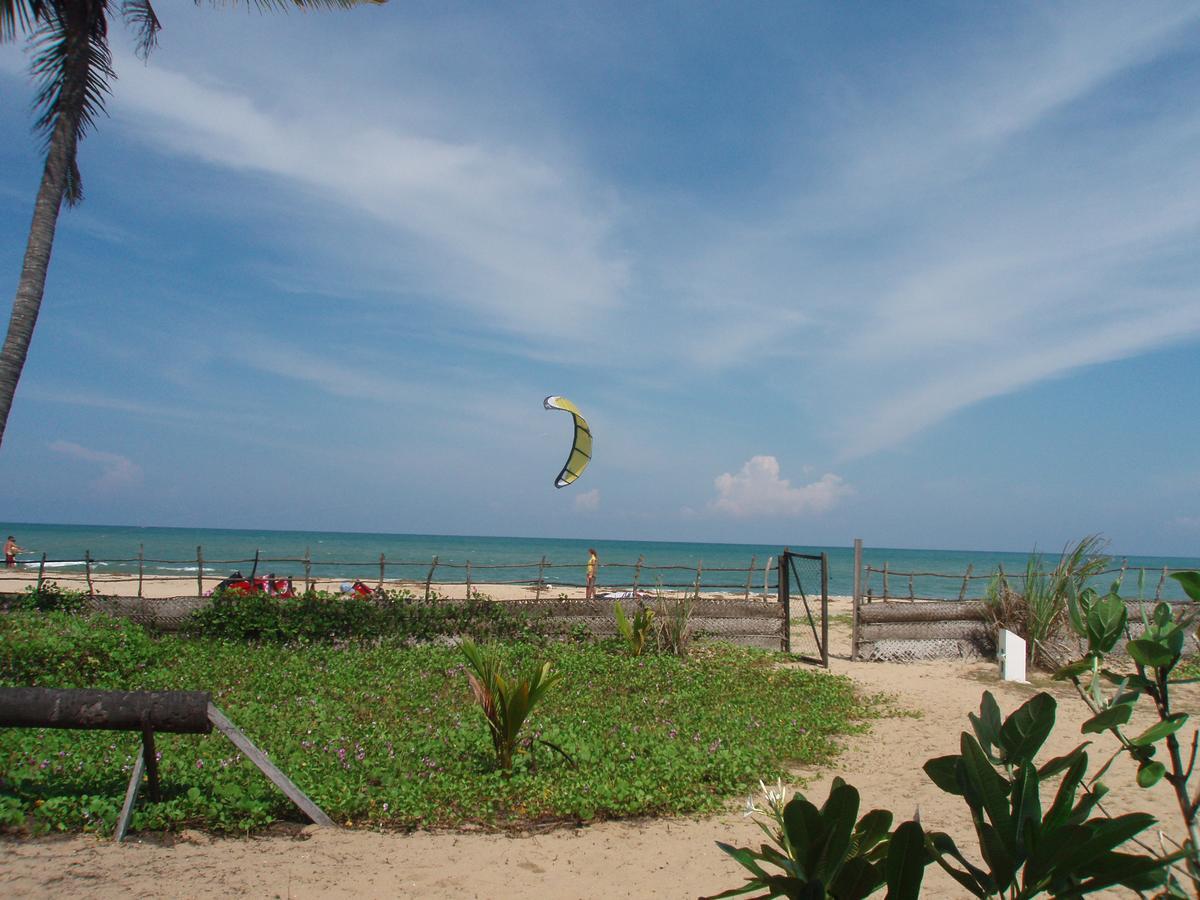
[0,687,211,734]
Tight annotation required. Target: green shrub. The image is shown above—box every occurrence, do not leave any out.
[0,611,156,688]
[11,582,88,614]
[614,601,654,656]
[187,590,540,644]
[984,535,1110,669]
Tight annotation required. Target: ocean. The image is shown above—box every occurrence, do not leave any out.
[2,522,1198,600]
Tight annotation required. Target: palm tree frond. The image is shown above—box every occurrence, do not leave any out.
[29,4,115,204]
[197,0,385,14]
[121,0,158,59]
[2,0,46,42]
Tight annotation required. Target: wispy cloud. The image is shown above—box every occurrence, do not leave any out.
[573,488,600,512]
[109,58,628,345]
[49,440,143,492]
[710,456,850,518]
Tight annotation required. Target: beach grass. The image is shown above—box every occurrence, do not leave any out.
[0,611,872,835]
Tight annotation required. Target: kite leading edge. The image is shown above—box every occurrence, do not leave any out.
[543,396,592,488]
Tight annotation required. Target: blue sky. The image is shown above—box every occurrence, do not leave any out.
[1,1,1199,554]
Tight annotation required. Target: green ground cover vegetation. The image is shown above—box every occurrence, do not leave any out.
[0,608,871,836]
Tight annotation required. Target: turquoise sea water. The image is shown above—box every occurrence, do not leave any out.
[2,522,1198,600]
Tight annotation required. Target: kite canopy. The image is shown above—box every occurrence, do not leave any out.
[544,396,592,488]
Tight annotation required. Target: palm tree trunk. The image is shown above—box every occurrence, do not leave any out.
[0,17,90,451]
[0,119,73,449]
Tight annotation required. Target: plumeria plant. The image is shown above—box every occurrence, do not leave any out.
[705,777,929,899]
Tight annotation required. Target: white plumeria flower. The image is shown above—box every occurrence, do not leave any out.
[760,778,788,809]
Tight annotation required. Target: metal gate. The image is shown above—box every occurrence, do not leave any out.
[779,550,829,666]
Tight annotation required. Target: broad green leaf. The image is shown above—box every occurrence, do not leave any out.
[1081,702,1133,734]
[926,831,994,896]
[850,809,893,858]
[1066,582,1086,637]
[1051,813,1158,876]
[1065,780,1109,828]
[883,820,927,900]
[923,755,963,796]
[1152,602,1173,629]
[1086,594,1126,653]
[968,692,1004,761]
[714,842,771,880]
[782,795,821,875]
[1042,752,1088,833]
[1127,638,1175,668]
[1136,761,1167,788]
[998,693,1056,765]
[1009,764,1040,847]
[1169,571,1200,602]
[1073,849,1176,893]
[1129,713,1188,747]
[1052,657,1093,680]
[812,781,860,882]
[830,856,883,900]
[960,734,1017,866]
[976,821,1017,890]
[1099,668,1154,691]
[1037,742,1090,780]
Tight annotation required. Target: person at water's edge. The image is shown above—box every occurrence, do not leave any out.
[586,548,598,600]
[5,535,26,568]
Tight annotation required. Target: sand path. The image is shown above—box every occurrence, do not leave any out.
[2,606,1196,898]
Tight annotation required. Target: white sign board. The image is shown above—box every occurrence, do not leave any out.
[999,629,1028,683]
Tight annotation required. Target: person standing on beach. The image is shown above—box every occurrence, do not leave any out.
[5,535,26,567]
[586,547,598,600]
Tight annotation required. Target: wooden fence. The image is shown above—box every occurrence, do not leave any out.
[76,594,788,650]
[0,547,781,601]
[858,560,1186,603]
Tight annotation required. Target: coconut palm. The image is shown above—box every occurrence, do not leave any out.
[0,0,380,448]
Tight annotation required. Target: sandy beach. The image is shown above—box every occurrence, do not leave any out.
[2,586,1196,897]
[0,569,770,603]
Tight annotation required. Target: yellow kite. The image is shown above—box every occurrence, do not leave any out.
[543,396,593,488]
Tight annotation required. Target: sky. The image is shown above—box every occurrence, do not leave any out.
[1,1,1199,555]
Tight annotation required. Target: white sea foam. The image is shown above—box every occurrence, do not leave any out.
[40,561,108,568]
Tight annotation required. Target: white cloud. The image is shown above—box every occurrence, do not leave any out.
[110,59,628,344]
[573,488,600,511]
[49,441,143,492]
[711,456,851,518]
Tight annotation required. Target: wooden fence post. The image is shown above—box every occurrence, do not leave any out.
[632,555,644,595]
[692,562,703,599]
[378,554,386,590]
[908,573,915,601]
[465,561,472,600]
[36,552,46,593]
[851,539,862,661]
[958,563,973,601]
[424,556,439,601]
[820,551,830,667]
[778,553,790,653]
[534,556,546,600]
[1156,565,1167,601]
[196,546,204,596]
[137,544,144,599]
[303,548,312,593]
[882,562,889,601]
[744,555,756,600]
[763,556,773,600]
[85,550,94,596]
